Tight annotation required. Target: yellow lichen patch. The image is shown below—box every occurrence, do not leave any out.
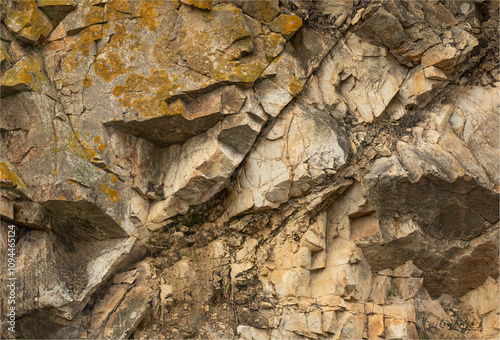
[0,162,27,189]
[97,144,106,151]
[1,55,47,91]
[18,7,53,43]
[62,25,104,72]
[52,168,58,175]
[152,37,178,68]
[100,183,120,203]
[84,130,90,136]
[94,51,132,83]
[113,70,183,118]
[3,1,34,33]
[85,149,98,159]
[1,43,11,64]
[175,5,286,83]
[4,0,52,43]
[138,1,162,31]
[91,19,141,82]
[181,0,213,10]
[289,75,304,96]
[67,131,99,161]
[111,174,118,183]
[93,136,102,144]
[269,14,303,36]
[83,74,92,87]
[2,66,33,88]
[168,99,187,116]
[175,4,265,82]
[83,3,106,26]
[112,85,125,97]
[260,33,286,61]
[37,0,77,7]
[214,59,268,83]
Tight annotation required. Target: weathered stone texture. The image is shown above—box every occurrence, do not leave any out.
[0,0,498,339]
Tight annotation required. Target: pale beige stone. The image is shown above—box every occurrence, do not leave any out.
[384,302,416,323]
[422,44,460,69]
[370,275,392,305]
[368,314,384,339]
[113,269,137,284]
[461,277,499,317]
[424,66,447,80]
[392,260,423,277]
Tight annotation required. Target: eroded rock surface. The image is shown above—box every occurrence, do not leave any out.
[0,0,498,339]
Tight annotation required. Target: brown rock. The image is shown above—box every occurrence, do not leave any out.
[13,201,51,231]
[363,7,406,49]
[37,0,77,27]
[0,196,14,219]
[102,284,153,339]
[241,0,280,22]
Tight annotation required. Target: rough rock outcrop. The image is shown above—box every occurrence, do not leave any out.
[0,0,498,339]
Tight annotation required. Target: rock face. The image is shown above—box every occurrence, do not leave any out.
[0,0,498,339]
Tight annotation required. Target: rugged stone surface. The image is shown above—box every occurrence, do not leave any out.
[0,0,498,339]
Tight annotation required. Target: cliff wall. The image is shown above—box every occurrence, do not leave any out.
[0,0,499,339]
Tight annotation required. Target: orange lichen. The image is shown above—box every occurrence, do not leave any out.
[1,55,47,91]
[1,43,11,63]
[111,174,118,183]
[94,51,132,83]
[152,37,177,68]
[83,75,92,87]
[0,162,27,189]
[289,76,304,96]
[174,6,286,83]
[4,0,53,43]
[181,0,213,10]
[112,70,184,118]
[97,144,106,151]
[100,183,120,203]
[137,1,162,32]
[63,25,104,72]
[85,149,98,159]
[112,85,125,96]
[67,131,100,161]
[83,3,106,26]
[270,14,303,36]
[93,136,102,144]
